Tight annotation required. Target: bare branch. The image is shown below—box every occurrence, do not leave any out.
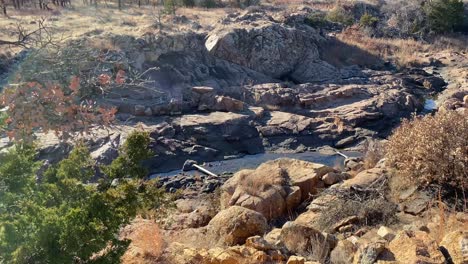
[0,17,53,48]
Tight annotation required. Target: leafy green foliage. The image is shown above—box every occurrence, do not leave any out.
[326,5,354,26]
[424,0,465,33]
[0,111,7,130]
[163,0,178,15]
[0,144,133,263]
[0,139,166,263]
[103,130,153,179]
[359,13,379,27]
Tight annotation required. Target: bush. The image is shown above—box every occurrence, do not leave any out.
[424,0,465,33]
[359,12,379,27]
[0,144,132,263]
[103,129,153,179]
[0,141,169,263]
[163,0,178,15]
[181,0,194,7]
[306,12,327,28]
[382,0,428,37]
[326,5,354,26]
[314,195,397,233]
[386,110,468,189]
[199,0,217,8]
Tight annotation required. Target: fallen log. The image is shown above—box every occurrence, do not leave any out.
[193,164,218,177]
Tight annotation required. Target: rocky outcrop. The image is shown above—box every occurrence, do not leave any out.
[387,231,445,264]
[206,12,338,83]
[220,158,338,220]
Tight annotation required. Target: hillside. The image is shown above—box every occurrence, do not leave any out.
[0,0,467,263]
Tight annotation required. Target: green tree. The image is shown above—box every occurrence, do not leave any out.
[163,0,177,15]
[424,0,465,33]
[103,129,153,179]
[0,140,169,263]
[0,144,138,263]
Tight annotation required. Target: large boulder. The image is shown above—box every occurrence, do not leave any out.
[208,206,268,246]
[340,167,385,189]
[205,15,338,83]
[220,158,337,220]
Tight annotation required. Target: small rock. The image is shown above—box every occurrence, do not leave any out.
[377,226,395,241]
[338,224,355,233]
[402,191,431,215]
[144,107,152,116]
[322,172,343,185]
[347,236,359,245]
[341,168,384,189]
[330,240,356,264]
[134,105,146,116]
[182,160,197,171]
[245,235,274,251]
[264,228,282,245]
[332,216,359,232]
[344,157,363,171]
[356,242,385,264]
[287,256,305,264]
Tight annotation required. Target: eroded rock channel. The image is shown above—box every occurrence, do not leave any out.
[1,8,451,174]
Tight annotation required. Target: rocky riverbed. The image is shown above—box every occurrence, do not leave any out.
[1,6,466,177]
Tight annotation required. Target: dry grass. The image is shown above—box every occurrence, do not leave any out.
[427,191,468,244]
[432,34,468,53]
[237,166,286,196]
[336,28,431,68]
[362,139,385,170]
[336,27,468,68]
[286,232,330,262]
[120,217,165,264]
[314,195,397,233]
[0,4,230,57]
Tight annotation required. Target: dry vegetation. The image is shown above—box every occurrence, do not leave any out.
[120,218,165,264]
[386,110,468,189]
[335,28,468,68]
[314,194,397,233]
[362,139,385,170]
[237,166,286,196]
[0,4,228,56]
[335,28,431,68]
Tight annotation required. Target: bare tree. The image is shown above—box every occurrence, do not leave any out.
[0,18,53,47]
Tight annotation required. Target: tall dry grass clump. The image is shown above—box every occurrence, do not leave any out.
[386,110,468,189]
[336,28,430,68]
[237,166,286,196]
